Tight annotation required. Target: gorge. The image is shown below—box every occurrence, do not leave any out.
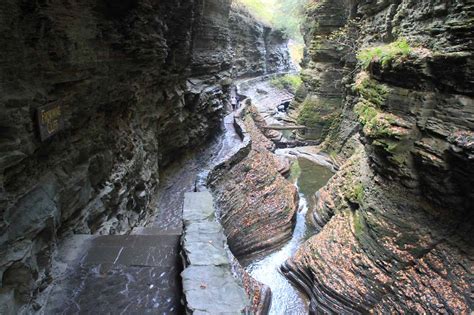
[1,0,473,314]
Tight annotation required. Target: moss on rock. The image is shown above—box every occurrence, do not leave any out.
[297,96,342,141]
[357,39,412,69]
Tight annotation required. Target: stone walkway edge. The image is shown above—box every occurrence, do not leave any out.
[180,107,254,314]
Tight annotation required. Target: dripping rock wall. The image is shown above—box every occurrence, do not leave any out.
[0,0,291,311]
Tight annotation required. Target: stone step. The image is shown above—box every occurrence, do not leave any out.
[182,221,229,267]
[44,233,183,314]
[182,266,249,314]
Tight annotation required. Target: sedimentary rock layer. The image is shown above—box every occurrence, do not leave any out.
[211,106,298,262]
[286,0,474,313]
[230,3,293,78]
[0,0,291,312]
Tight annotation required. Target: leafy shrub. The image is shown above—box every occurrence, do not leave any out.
[357,39,412,68]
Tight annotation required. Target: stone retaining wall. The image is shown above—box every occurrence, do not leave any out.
[180,191,251,314]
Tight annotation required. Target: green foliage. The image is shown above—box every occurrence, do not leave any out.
[354,76,401,138]
[235,0,274,25]
[353,210,365,237]
[273,0,308,40]
[297,98,322,126]
[357,39,412,68]
[349,183,364,204]
[270,74,302,93]
[235,0,307,41]
[354,77,389,107]
[355,101,378,125]
[297,97,341,130]
[355,102,398,138]
[241,163,252,172]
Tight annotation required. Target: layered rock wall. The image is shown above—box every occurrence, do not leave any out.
[294,0,358,146]
[210,106,298,262]
[0,0,290,311]
[286,0,473,313]
[230,4,293,78]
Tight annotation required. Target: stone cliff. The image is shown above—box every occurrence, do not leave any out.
[0,0,291,311]
[230,3,293,78]
[285,0,473,313]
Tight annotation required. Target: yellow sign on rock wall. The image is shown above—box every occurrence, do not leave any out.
[37,103,64,141]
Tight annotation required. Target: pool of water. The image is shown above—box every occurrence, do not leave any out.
[245,157,334,315]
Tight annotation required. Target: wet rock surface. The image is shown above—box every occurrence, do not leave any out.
[285,0,474,313]
[0,0,292,312]
[211,105,298,263]
[42,233,182,314]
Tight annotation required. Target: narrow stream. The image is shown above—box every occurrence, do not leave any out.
[246,157,334,314]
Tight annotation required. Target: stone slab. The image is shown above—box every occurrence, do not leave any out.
[45,265,182,315]
[46,233,183,314]
[83,246,122,264]
[183,191,215,224]
[132,226,183,235]
[90,234,180,248]
[183,221,229,266]
[180,190,251,314]
[181,266,249,314]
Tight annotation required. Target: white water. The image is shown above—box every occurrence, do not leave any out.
[246,183,310,315]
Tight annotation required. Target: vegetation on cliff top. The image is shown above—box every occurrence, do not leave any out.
[235,0,307,40]
[357,39,412,68]
[236,0,308,64]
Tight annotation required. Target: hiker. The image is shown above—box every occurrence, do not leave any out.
[231,96,237,111]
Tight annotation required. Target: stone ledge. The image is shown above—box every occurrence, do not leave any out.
[208,106,252,185]
[180,191,250,314]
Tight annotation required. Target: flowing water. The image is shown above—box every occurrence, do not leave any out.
[246,157,334,314]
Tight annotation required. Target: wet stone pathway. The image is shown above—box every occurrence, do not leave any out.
[42,74,296,314]
[180,191,249,313]
[43,110,244,314]
[43,233,181,314]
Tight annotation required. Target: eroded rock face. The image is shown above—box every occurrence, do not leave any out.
[0,0,291,311]
[294,0,359,147]
[285,0,473,313]
[211,106,298,262]
[230,4,293,78]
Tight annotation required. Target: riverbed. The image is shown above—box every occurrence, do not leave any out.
[245,157,334,314]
